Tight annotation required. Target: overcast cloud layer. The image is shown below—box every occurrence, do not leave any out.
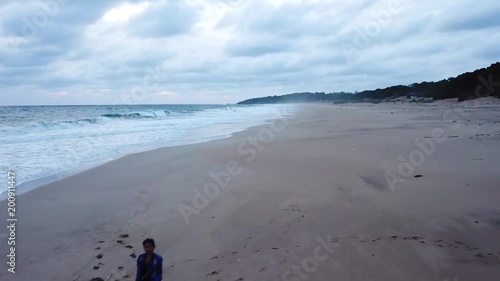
[0,0,499,105]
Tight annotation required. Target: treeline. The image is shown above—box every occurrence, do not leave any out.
[237,62,500,104]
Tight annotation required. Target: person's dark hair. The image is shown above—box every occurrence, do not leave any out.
[143,238,156,248]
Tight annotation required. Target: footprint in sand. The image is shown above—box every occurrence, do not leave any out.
[207,270,222,276]
[259,267,267,272]
[391,236,485,253]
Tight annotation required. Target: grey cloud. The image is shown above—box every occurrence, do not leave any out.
[0,45,65,67]
[0,0,499,105]
[225,37,292,57]
[439,4,500,32]
[1,0,122,40]
[0,0,128,68]
[218,1,362,39]
[127,1,200,38]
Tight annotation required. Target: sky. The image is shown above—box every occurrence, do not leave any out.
[0,0,499,105]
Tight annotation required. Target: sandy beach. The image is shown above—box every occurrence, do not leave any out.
[1,101,500,281]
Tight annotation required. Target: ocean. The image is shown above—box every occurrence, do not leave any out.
[0,104,292,195]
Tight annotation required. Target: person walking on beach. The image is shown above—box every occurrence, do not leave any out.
[136,238,163,281]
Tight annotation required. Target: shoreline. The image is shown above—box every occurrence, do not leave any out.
[1,103,499,280]
[0,106,296,201]
[3,97,498,200]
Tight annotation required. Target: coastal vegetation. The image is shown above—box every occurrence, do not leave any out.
[238,62,500,104]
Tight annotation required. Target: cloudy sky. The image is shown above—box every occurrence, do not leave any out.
[0,0,499,105]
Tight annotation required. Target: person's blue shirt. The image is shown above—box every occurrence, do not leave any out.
[136,253,163,281]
